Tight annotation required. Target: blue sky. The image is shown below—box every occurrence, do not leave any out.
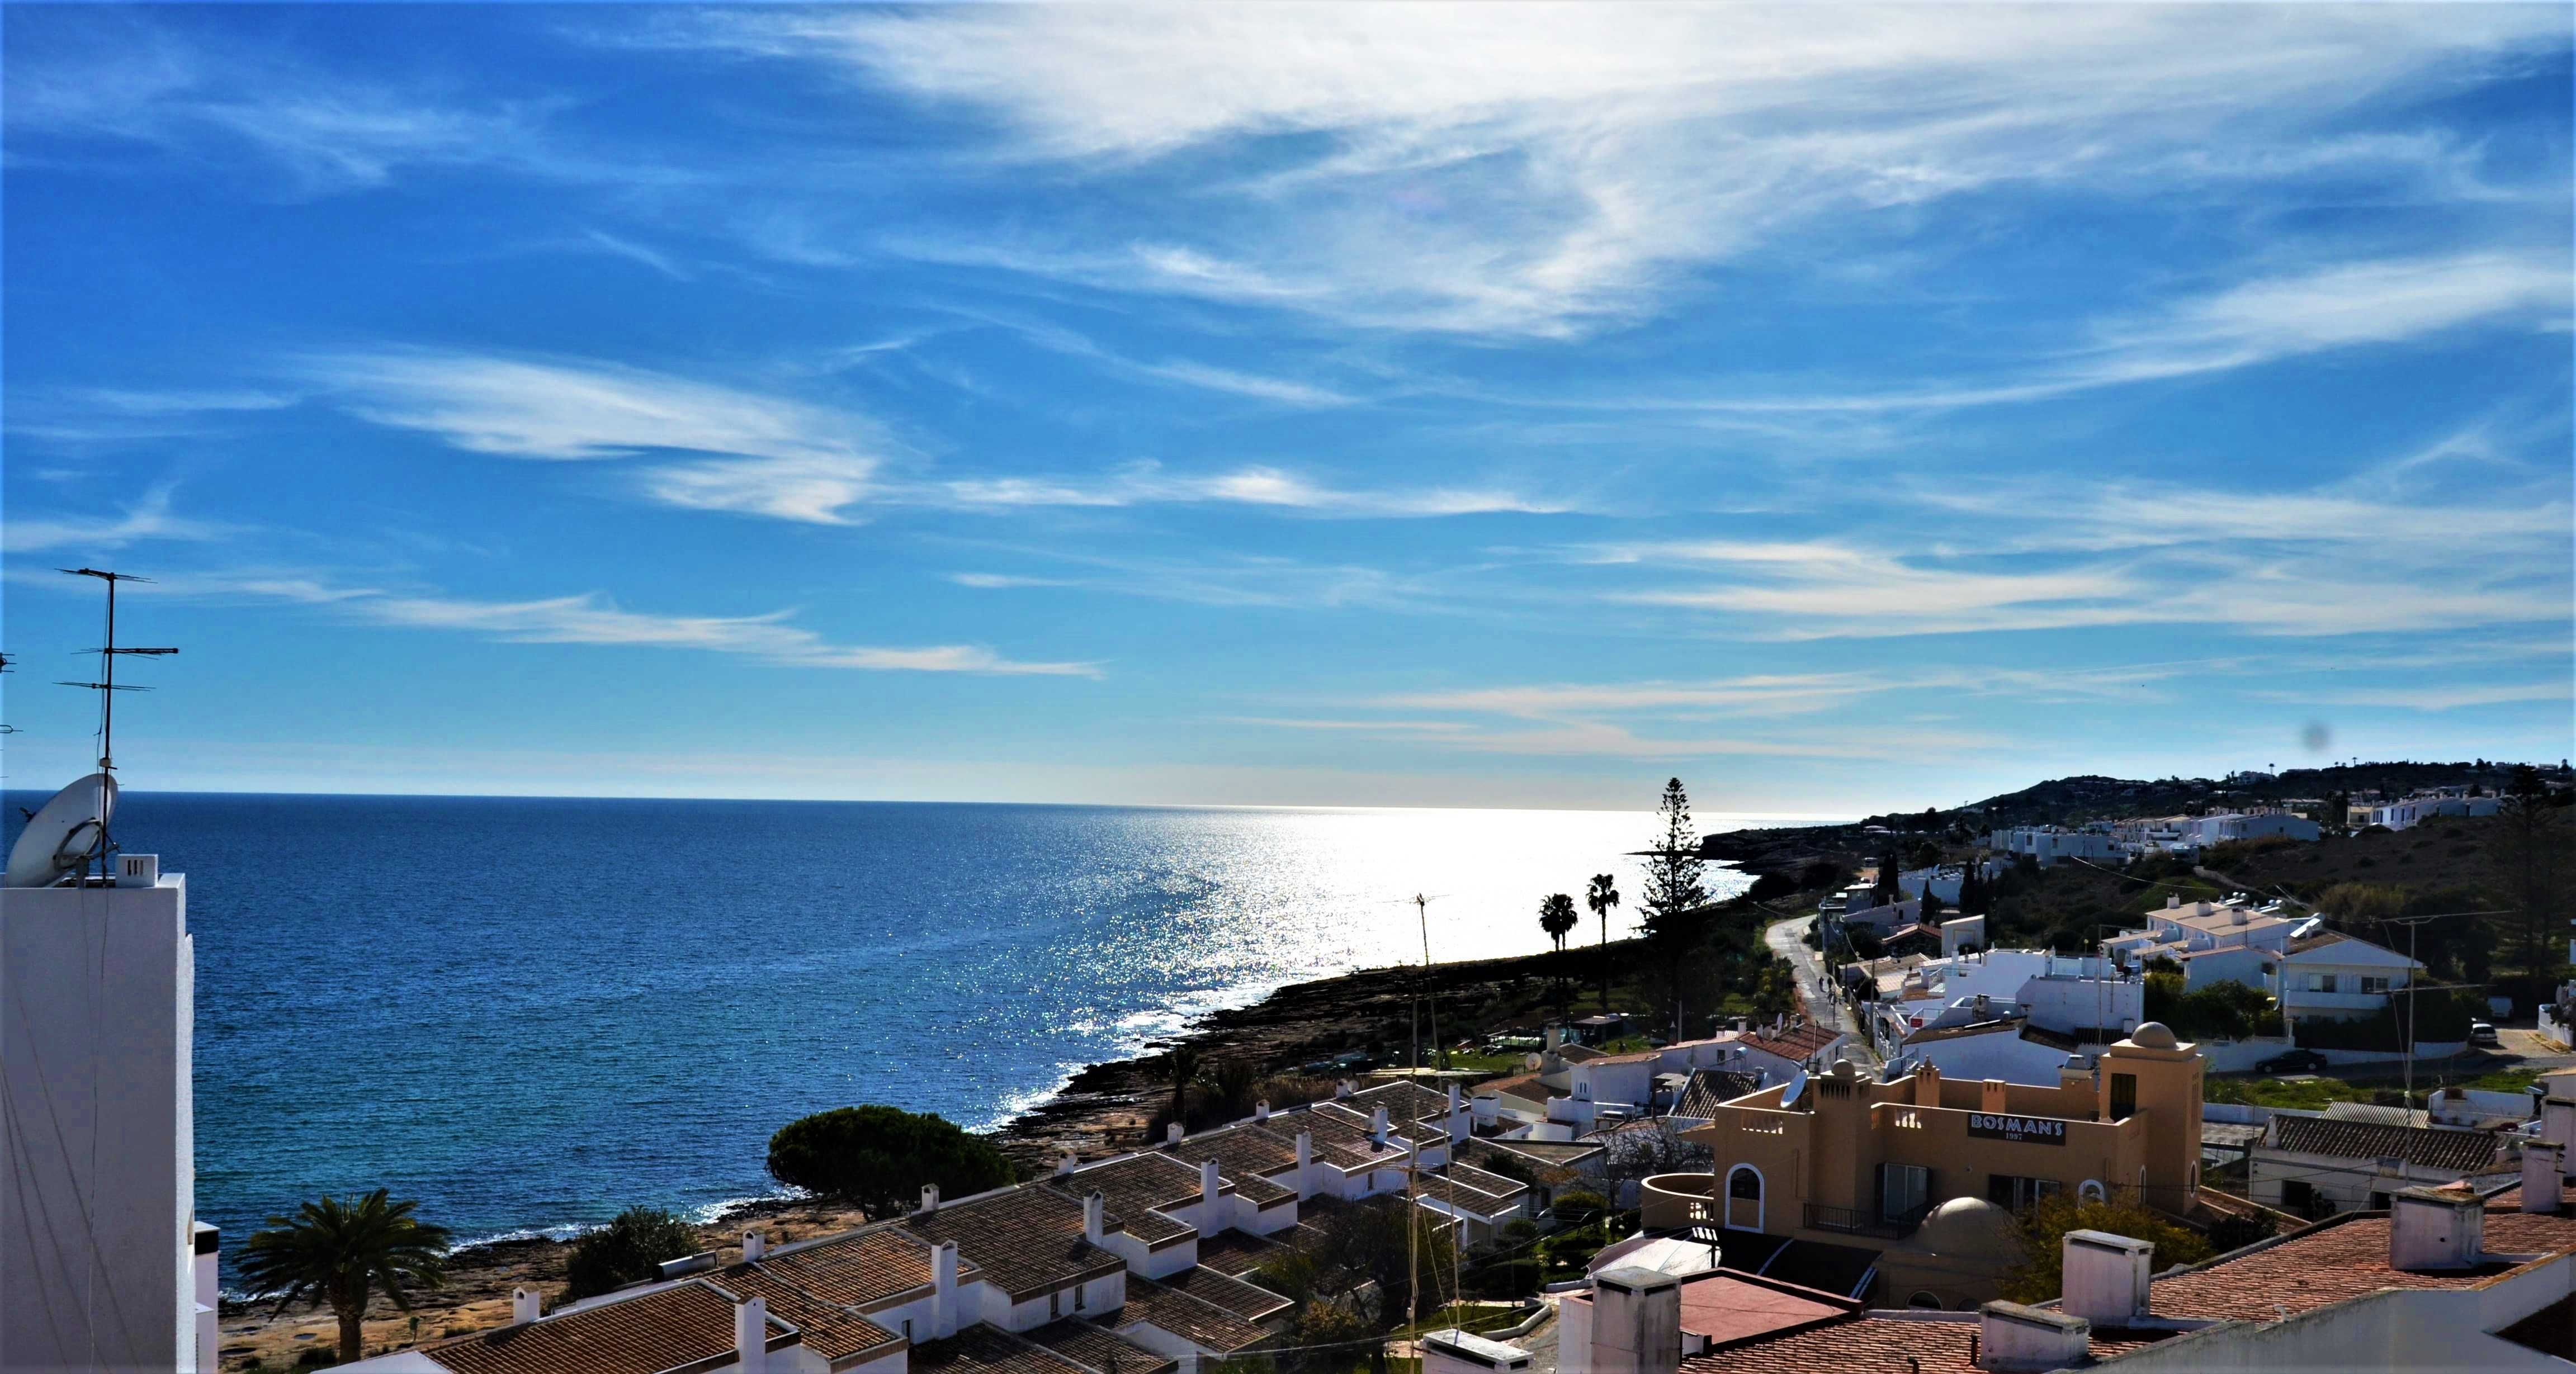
[2,4,2570,813]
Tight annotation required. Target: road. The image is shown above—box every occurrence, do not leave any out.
[1764,913,1875,1065]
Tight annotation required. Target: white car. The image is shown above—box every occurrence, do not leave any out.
[2469,1021,2501,1046]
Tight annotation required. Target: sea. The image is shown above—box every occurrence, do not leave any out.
[2,792,1809,1277]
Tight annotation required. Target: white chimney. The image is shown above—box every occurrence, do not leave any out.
[1976,1301,2091,1372]
[511,1288,542,1325]
[919,1183,939,1215]
[1337,1079,1354,1098]
[1200,1160,1222,1210]
[2390,1185,2485,1271]
[1370,1105,1391,1143]
[1057,1152,1078,1177]
[734,1296,770,1374]
[932,1240,959,1338]
[2527,1143,2566,1213]
[1255,1100,1270,1122]
[2060,1230,2152,1325]
[1447,1082,1463,1115]
[1294,1130,1313,1186]
[1590,1267,1681,1374]
[1167,1122,1184,1145]
[1083,1190,1106,1244]
[2544,1097,2576,1167]
[743,1230,766,1263]
[2230,907,2248,927]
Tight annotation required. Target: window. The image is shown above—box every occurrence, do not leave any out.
[902,1322,913,1342]
[2361,977,2390,995]
[1907,1292,1943,1310]
[2109,1072,2137,1121]
[2281,1180,2318,1216]
[1075,1286,1086,1312]
[1051,1291,1061,1318]
[1730,1167,1762,1199]
[2319,974,2339,993]
[1987,1174,2061,1210]
[1880,1163,1930,1223]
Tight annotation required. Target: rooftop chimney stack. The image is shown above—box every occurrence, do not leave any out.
[1294,1129,1313,1185]
[1058,1152,1078,1177]
[743,1230,765,1263]
[1255,1100,1270,1122]
[2390,1185,2486,1271]
[1168,1122,1184,1145]
[1975,1302,2091,1372]
[1337,1079,1354,1099]
[1200,1159,1222,1210]
[511,1288,542,1325]
[1083,1190,1106,1244]
[932,1240,959,1338]
[1591,1268,1682,1374]
[2059,1231,2153,1326]
[2526,1143,2565,1213]
[1370,1105,1391,1143]
[919,1184,939,1215]
[734,1296,769,1374]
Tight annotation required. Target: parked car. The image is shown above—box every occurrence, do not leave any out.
[2469,1022,2501,1046]
[2254,1048,2330,1075]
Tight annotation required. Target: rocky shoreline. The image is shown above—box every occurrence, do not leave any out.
[215,941,1603,1369]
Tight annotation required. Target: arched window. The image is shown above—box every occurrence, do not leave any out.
[1724,1165,1764,1232]
[1908,1292,1943,1310]
[2078,1179,2107,1203]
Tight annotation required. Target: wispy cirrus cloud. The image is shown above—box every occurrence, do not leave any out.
[664,4,2569,336]
[313,348,1559,522]
[2,482,235,553]
[35,567,1099,677]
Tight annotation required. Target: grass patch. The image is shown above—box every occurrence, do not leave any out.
[2206,1077,2375,1110]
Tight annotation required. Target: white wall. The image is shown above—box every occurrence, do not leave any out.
[2,874,197,1373]
[1901,1029,2084,1086]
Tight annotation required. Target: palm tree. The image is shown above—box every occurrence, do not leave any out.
[1166,1044,1203,1122]
[1585,873,1620,1012]
[1537,893,1579,951]
[240,1189,449,1365]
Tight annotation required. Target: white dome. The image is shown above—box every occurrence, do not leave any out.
[1905,1196,2021,1258]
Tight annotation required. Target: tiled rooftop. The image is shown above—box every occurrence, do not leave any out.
[1118,1274,1275,1353]
[1439,1159,1528,1201]
[1312,1099,1447,1150]
[1052,1153,1213,1245]
[1682,1313,2162,1373]
[901,1187,1127,1301]
[1741,1022,1841,1062]
[2262,1115,2502,1173]
[1350,1079,1459,1124]
[422,1281,776,1374]
[2147,1203,2576,1324]
[759,1225,953,1310]
[910,1325,1091,1374]
[1162,1129,1298,1206]
[714,1265,901,1362]
[1671,1069,1766,1120]
[1151,1265,1293,1323]
[1191,1229,1288,1278]
[1023,1319,1180,1374]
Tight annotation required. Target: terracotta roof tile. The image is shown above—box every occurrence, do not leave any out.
[1191,1229,1289,1279]
[2149,1205,2576,1323]
[1051,1154,1209,1245]
[2262,1115,2502,1173]
[423,1281,777,1374]
[901,1188,1127,1302]
[1741,1022,1842,1063]
[1672,1070,1766,1121]
[1023,1319,1179,1374]
[1151,1266,1293,1323]
[1163,1130,1298,1206]
[1682,1313,2161,1374]
[911,1325,1091,1374]
[1117,1275,1275,1354]
[1350,1080,1459,1124]
[760,1225,951,1310]
[714,1266,900,1362]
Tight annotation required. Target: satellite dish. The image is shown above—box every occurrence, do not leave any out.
[1779,1067,1809,1108]
[5,774,115,888]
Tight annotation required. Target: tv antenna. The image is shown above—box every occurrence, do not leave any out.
[55,568,177,879]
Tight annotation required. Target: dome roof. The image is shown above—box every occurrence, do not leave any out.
[1902,1196,2022,1257]
[2128,1021,2180,1049]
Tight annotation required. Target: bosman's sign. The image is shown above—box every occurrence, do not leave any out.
[1966,1112,2068,1145]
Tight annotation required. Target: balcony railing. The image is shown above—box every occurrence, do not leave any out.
[1803,1200,1932,1239]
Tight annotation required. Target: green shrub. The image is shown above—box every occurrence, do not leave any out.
[2294,991,2482,1050]
[563,1206,703,1300]
[766,1105,1018,1215]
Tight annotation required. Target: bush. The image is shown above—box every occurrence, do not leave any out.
[1551,1190,1609,1225]
[2002,1197,2211,1303]
[766,1105,1018,1216]
[1467,1257,1542,1300]
[2294,991,2483,1050]
[563,1207,703,1300]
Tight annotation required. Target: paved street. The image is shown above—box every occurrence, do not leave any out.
[1764,913,1875,1065]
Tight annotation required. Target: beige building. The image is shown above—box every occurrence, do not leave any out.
[1647,1025,2204,1267]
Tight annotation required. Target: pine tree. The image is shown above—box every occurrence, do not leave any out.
[1639,778,1707,939]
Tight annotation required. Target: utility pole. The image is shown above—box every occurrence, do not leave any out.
[2369,910,2502,1108]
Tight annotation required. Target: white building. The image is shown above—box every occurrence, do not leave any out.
[2100,896,2422,1024]
[2366,791,2503,831]
[2249,1113,2506,1217]
[1873,947,2141,1042]
[1987,826,2121,866]
[3,850,211,1373]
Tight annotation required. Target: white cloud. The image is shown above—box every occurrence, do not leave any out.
[2261,682,2572,712]
[678,4,2569,335]
[3,483,233,553]
[936,462,1563,518]
[640,455,881,525]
